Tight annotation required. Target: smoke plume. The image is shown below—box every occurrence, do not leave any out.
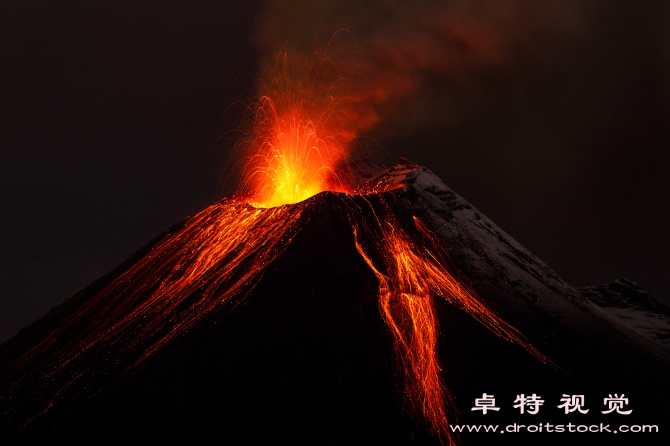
[252,0,589,135]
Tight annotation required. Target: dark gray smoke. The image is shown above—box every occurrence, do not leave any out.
[252,0,592,135]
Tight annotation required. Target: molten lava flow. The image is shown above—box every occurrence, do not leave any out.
[342,194,549,445]
[4,196,314,422]
[237,52,364,207]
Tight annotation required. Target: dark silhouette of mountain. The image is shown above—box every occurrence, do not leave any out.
[2,159,668,445]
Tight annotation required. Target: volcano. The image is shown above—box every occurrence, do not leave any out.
[1,158,669,446]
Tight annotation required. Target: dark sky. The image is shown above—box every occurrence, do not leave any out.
[1,0,668,343]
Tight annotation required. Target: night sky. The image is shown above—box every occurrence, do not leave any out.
[1,0,668,343]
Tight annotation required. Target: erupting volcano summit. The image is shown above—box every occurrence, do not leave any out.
[2,51,669,445]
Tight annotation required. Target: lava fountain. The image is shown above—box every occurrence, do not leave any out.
[236,51,366,207]
[1,51,550,445]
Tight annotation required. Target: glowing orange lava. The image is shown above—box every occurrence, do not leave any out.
[4,196,314,424]
[342,195,549,444]
[237,52,363,207]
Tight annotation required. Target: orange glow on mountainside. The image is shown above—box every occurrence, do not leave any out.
[343,194,549,443]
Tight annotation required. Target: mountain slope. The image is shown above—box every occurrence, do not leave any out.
[1,158,668,445]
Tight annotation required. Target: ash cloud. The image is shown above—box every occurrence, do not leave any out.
[252,0,591,135]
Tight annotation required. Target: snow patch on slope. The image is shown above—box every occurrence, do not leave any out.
[580,279,670,350]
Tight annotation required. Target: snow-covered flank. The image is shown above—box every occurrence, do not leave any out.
[401,161,589,317]
[358,158,669,359]
[580,279,670,350]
